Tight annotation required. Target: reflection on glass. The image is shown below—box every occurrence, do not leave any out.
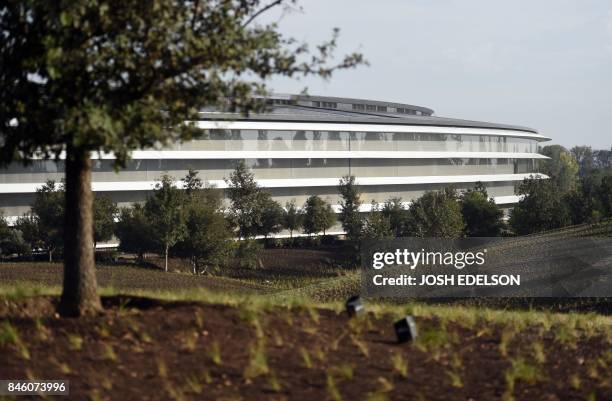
[169,130,537,153]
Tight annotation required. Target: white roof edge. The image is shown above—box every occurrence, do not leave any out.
[190,120,550,141]
[30,150,549,160]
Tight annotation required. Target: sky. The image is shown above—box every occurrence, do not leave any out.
[261,0,612,149]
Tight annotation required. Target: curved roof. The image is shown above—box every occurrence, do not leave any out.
[198,94,547,139]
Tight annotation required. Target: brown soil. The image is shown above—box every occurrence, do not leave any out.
[1,296,610,401]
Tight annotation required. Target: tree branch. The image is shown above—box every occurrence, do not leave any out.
[242,0,283,28]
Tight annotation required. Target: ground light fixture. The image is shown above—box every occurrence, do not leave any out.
[394,316,418,343]
[345,295,364,317]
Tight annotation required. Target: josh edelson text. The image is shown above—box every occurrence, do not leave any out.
[370,248,521,287]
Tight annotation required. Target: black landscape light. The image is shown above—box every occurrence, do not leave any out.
[394,316,418,343]
[345,295,364,317]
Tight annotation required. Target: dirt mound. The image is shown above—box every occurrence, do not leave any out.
[1,296,610,401]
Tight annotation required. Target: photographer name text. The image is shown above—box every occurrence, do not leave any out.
[372,274,521,287]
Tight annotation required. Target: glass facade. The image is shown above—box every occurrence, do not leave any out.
[0,158,537,183]
[0,125,543,220]
[172,130,539,153]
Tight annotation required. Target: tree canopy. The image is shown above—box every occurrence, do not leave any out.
[0,0,363,315]
[338,175,363,240]
[145,175,187,272]
[539,145,579,193]
[509,178,571,235]
[404,188,464,238]
[302,195,335,236]
[460,183,504,237]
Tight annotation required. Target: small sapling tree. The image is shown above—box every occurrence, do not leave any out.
[283,200,302,239]
[145,175,186,272]
[176,170,232,274]
[31,181,65,261]
[92,195,118,249]
[338,175,363,240]
[115,204,155,263]
[302,195,335,236]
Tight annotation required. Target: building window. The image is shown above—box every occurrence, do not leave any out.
[366,104,376,111]
[322,101,337,108]
[377,106,387,112]
[352,104,365,111]
[312,101,320,107]
[396,107,405,113]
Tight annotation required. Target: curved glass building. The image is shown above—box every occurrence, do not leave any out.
[0,94,549,230]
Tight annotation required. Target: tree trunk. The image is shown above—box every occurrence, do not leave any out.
[165,244,169,272]
[49,249,53,262]
[58,148,102,317]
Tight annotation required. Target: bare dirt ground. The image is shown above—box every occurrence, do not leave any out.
[1,296,610,401]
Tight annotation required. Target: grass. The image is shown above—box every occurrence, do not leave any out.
[243,340,269,380]
[326,372,342,401]
[391,354,408,378]
[67,333,84,351]
[504,357,543,399]
[0,321,30,360]
[206,341,222,365]
[299,347,313,369]
[1,282,610,336]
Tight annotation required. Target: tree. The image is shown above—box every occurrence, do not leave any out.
[460,183,504,237]
[540,145,579,193]
[0,212,12,256]
[283,200,302,238]
[31,181,65,262]
[145,175,186,272]
[361,202,393,240]
[0,213,29,257]
[509,178,570,235]
[226,161,263,239]
[381,197,410,238]
[563,190,591,225]
[1,1,363,316]
[595,176,612,217]
[302,195,335,236]
[92,195,118,249]
[115,204,155,263]
[175,171,232,274]
[404,188,465,238]
[256,192,284,239]
[14,214,43,255]
[571,146,595,178]
[0,213,31,258]
[182,168,204,196]
[338,175,363,240]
